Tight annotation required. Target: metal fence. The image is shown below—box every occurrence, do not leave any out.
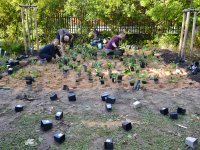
[42,14,180,42]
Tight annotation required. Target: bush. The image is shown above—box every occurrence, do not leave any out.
[0,40,24,55]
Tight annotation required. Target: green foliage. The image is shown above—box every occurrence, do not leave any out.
[0,40,24,54]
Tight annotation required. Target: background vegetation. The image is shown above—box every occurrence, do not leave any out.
[0,0,200,54]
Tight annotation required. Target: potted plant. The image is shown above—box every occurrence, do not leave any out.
[107,62,114,78]
[111,73,118,83]
[153,75,159,84]
[117,74,123,83]
[100,76,105,85]
[138,72,148,84]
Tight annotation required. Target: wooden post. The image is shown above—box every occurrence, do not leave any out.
[34,7,39,50]
[26,8,31,52]
[190,11,197,57]
[181,11,190,61]
[178,12,186,58]
[20,7,28,54]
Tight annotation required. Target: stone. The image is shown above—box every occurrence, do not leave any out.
[122,122,132,131]
[104,138,113,150]
[15,105,23,112]
[55,111,63,120]
[185,137,198,149]
[106,95,116,104]
[54,132,65,144]
[41,120,53,131]
[160,107,169,115]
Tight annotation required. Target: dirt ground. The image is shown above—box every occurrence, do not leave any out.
[0,49,199,149]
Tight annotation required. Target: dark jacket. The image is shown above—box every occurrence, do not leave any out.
[39,44,61,59]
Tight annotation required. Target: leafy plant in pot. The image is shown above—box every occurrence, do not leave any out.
[87,69,93,81]
[138,71,148,84]
[153,75,159,84]
[99,76,105,85]
[107,62,114,78]
[111,73,118,83]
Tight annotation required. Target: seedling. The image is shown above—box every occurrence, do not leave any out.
[15,105,23,112]
[122,122,132,131]
[55,111,63,120]
[54,132,65,144]
[160,108,169,115]
[104,138,113,150]
[111,73,118,83]
[41,120,53,131]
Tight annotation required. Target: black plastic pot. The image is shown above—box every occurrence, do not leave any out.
[26,80,32,85]
[169,112,178,119]
[117,75,122,83]
[41,120,53,131]
[83,65,87,72]
[142,80,147,84]
[160,108,169,115]
[15,105,23,112]
[68,92,76,101]
[105,103,112,112]
[129,82,135,86]
[101,93,109,101]
[135,70,139,73]
[177,107,186,115]
[8,68,13,75]
[140,62,146,68]
[104,138,113,150]
[55,111,63,120]
[50,93,58,101]
[106,96,116,104]
[63,85,69,91]
[112,78,116,83]
[100,80,105,85]
[130,66,134,71]
[122,122,132,131]
[154,78,159,84]
[54,132,65,144]
[72,57,76,61]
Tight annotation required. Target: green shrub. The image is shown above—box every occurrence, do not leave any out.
[0,40,24,55]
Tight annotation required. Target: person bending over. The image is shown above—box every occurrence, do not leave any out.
[55,28,74,54]
[39,39,61,62]
[104,32,125,56]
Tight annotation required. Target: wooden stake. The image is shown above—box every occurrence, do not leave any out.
[20,7,27,54]
[181,11,190,61]
[190,11,197,57]
[34,7,39,50]
[178,12,186,58]
[26,8,31,51]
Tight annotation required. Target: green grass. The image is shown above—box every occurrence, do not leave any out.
[0,110,199,150]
